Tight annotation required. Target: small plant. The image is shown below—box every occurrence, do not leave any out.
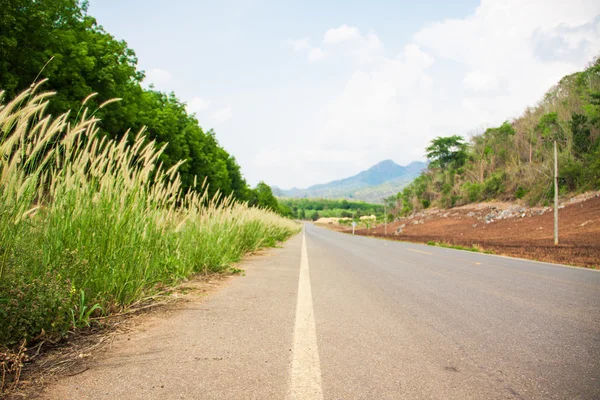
[515,186,527,199]
[426,241,493,254]
[70,290,103,329]
[229,267,245,276]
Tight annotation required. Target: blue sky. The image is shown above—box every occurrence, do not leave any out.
[89,0,600,189]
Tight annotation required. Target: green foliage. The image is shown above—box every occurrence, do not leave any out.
[0,0,249,200]
[536,112,558,137]
[0,88,299,348]
[279,198,384,220]
[425,135,468,169]
[570,113,592,156]
[0,271,74,346]
[515,186,527,199]
[395,56,600,213]
[482,173,505,198]
[245,181,293,218]
[462,182,482,202]
[559,157,586,192]
[427,241,493,254]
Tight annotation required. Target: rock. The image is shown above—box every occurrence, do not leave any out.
[395,227,403,234]
[472,223,478,228]
[467,212,475,217]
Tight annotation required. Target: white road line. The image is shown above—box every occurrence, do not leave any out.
[288,229,323,400]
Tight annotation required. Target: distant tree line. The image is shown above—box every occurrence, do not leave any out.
[0,0,282,210]
[386,57,600,217]
[279,198,384,220]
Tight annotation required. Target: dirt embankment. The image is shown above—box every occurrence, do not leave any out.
[350,192,600,268]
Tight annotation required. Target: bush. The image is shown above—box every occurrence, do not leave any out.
[0,87,299,348]
[515,186,527,199]
[462,182,482,203]
[0,272,74,346]
[482,173,505,198]
[559,158,585,192]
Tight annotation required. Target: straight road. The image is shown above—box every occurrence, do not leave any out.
[44,223,600,399]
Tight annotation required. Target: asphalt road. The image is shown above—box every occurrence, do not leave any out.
[44,223,600,399]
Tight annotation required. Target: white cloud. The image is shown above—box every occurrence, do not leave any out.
[212,105,233,125]
[414,0,600,109]
[463,70,498,92]
[288,38,310,51]
[308,48,325,62]
[287,38,326,62]
[144,68,172,88]
[270,2,600,188]
[323,25,384,65]
[324,24,362,44]
[186,97,211,115]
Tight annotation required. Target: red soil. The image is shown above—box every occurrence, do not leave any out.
[351,195,600,268]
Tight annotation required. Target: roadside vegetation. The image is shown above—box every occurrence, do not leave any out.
[385,57,600,217]
[0,86,298,358]
[0,1,297,389]
[278,198,384,221]
[426,241,493,254]
[0,0,288,210]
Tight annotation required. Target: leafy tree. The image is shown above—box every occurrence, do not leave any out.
[0,0,250,200]
[570,113,592,156]
[249,182,279,212]
[297,209,306,220]
[425,135,468,169]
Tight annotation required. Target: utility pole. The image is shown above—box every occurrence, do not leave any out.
[554,140,559,245]
[384,203,387,236]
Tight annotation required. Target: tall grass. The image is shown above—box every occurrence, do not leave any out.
[0,83,298,347]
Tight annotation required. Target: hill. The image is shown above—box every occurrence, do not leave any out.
[275,160,425,203]
[391,57,600,216]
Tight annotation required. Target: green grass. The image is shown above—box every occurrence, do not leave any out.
[0,84,299,349]
[426,241,493,254]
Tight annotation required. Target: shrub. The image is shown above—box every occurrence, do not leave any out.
[515,186,527,199]
[0,86,298,347]
[482,173,505,198]
[462,182,482,203]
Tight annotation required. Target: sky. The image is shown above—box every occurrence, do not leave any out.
[88,0,600,189]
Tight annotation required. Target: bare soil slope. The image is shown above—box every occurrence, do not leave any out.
[353,193,600,267]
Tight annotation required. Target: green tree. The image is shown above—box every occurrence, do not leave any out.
[425,135,468,169]
[297,209,306,220]
[0,0,251,200]
[249,182,279,212]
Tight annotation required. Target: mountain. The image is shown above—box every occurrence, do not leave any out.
[275,160,426,203]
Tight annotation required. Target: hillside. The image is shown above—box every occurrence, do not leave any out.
[275,160,425,202]
[390,57,600,216]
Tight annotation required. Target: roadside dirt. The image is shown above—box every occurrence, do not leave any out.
[349,193,600,268]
